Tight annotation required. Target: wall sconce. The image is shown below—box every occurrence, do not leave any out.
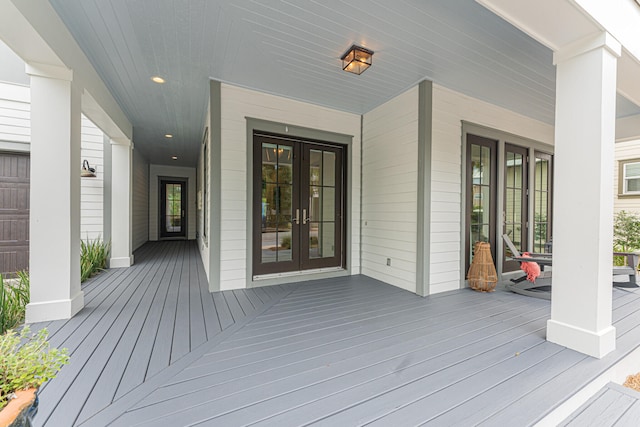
[341,44,374,75]
[81,160,97,178]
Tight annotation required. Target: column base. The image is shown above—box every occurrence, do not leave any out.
[25,290,84,323]
[547,319,616,358]
[110,255,134,268]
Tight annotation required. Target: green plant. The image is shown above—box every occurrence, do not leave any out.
[614,211,640,266]
[80,237,111,282]
[0,272,29,335]
[614,211,640,252]
[0,326,69,410]
[280,235,291,250]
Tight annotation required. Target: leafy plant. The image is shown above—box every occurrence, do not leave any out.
[0,272,29,335]
[80,237,111,282]
[0,327,68,410]
[280,235,291,250]
[613,211,640,267]
[614,211,640,252]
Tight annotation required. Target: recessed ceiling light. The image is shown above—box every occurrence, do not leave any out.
[164,134,173,138]
[151,76,165,84]
[171,156,178,160]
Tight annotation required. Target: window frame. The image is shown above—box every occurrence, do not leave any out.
[619,159,640,197]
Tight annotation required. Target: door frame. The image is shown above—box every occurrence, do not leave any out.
[461,122,554,286]
[252,135,301,275]
[503,143,529,273]
[251,132,346,276]
[245,118,353,287]
[158,177,188,239]
[464,134,498,274]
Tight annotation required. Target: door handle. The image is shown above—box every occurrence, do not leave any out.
[293,209,300,225]
[303,208,310,225]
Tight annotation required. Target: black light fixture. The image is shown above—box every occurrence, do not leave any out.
[341,44,374,75]
[81,160,96,178]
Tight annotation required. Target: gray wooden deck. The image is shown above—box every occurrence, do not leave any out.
[32,241,294,426]
[561,383,640,426]
[30,241,640,426]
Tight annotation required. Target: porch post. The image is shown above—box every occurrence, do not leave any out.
[25,62,84,322]
[110,138,133,267]
[547,33,621,358]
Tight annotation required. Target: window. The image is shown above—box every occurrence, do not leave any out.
[620,160,640,196]
[533,153,552,253]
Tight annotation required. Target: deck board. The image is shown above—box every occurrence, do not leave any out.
[76,242,177,422]
[32,241,288,427]
[113,242,180,399]
[171,243,192,363]
[30,247,640,427]
[41,242,176,426]
[561,383,640,426]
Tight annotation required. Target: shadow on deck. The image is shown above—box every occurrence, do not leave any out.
[30,241,640,426]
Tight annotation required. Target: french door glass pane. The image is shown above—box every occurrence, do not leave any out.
[469,144,492,262]
[261,143,294,263]
[308,149,337,260]
[505,151,524,252]
[534,156,551,253]
[165,183,182,232]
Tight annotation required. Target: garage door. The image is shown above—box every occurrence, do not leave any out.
[0,152,29,276]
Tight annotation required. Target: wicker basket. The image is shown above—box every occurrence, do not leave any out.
[467,242,498,292]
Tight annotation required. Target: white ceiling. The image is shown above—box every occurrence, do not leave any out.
[47,0,639,166]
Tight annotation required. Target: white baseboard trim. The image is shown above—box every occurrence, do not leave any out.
[25,291,84,323]
[110,255,134,268]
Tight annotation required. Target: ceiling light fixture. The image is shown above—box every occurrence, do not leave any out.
[171,156,178,160]
[151,76,165,84]
[164,134,173,138]
[341,45,374,75]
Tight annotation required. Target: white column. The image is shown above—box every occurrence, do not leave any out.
[547,33,621,358]
[25,62,83,322]
[110,139,134,267]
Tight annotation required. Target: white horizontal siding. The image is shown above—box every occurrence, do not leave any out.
[430,84,554,294]
[219,83,361,291]
[614,139,640,215]
[0,83,30,145]
[362,86,419,293]
[133,149,149,250]
[80,115,104,241]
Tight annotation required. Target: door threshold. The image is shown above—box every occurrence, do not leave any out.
[253,267,344,281]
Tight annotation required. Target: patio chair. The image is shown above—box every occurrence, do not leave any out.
[502,234,553,299]
[501,234,639,300]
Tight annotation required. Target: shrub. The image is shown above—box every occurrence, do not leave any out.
[0,327,69,410]
[280,235,291,250]
[614,211,640,252]
[0,272,29,335]
[613,211,640,267]
[81,237,111,282]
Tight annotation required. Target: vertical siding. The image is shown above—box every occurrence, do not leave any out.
[361,87,419,292]
[219,84,361,291]
[132,148,149,250]
[80,115,104,240]
[0,82,30,145]
[430,84,553,294]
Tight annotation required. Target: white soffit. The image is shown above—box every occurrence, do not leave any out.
[616,114,640,142]
[618,51,640,109]
[476,0,599,51]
